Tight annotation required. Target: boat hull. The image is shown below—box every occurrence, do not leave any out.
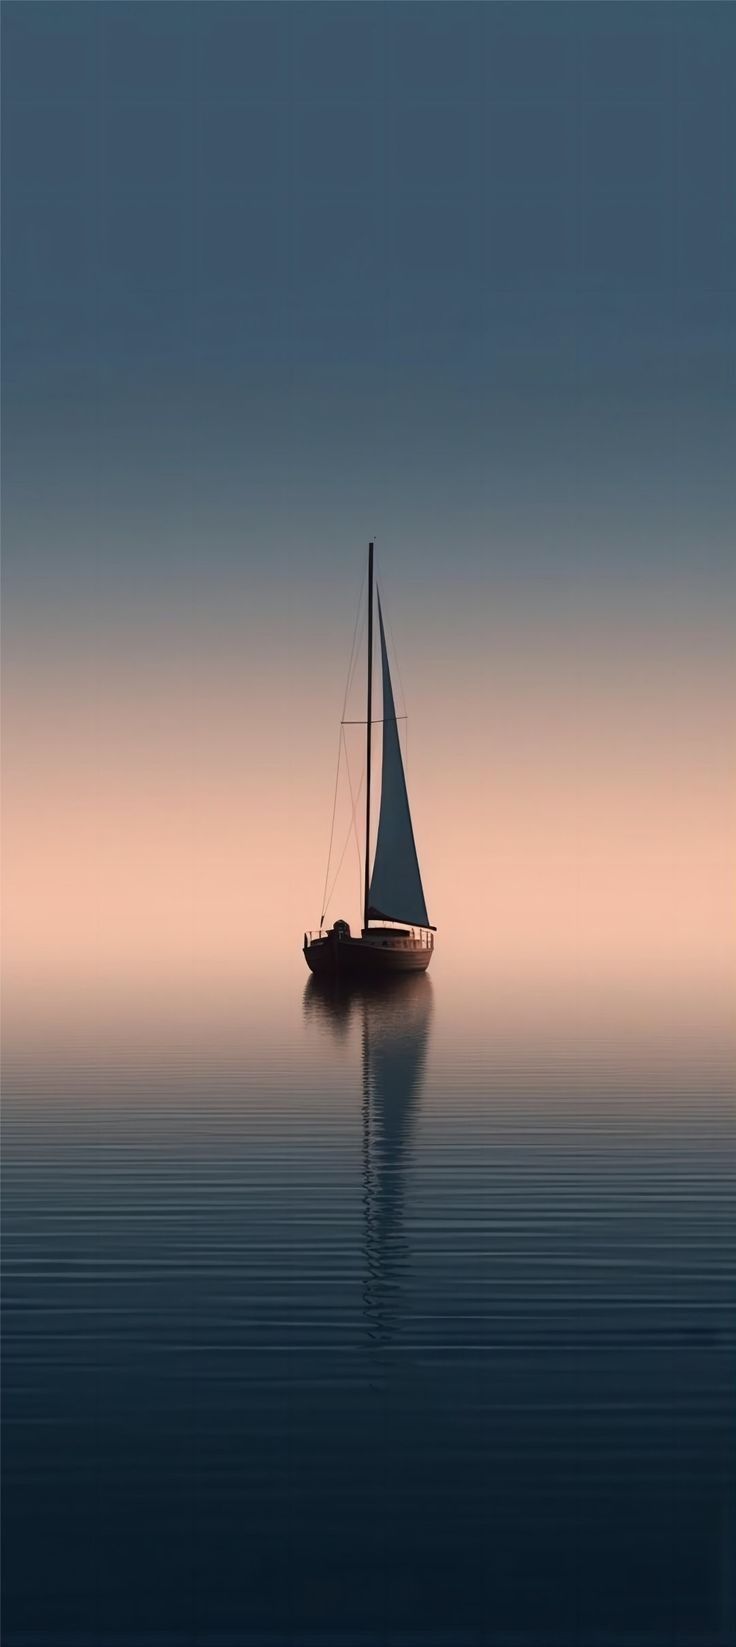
[304,931,432,978]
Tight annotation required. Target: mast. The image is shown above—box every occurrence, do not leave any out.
[363,541,374,930]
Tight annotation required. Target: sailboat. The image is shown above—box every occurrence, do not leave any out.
[303,543,435,977]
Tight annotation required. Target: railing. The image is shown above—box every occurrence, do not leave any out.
[304,927,434,948]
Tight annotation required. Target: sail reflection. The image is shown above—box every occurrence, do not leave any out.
[303,974,433,1344]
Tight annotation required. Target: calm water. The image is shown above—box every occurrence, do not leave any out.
[2,963,735,1646]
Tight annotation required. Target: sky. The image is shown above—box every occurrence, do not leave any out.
[2,2,735,1017]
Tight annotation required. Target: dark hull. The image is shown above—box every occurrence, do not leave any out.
[304,932,432,978]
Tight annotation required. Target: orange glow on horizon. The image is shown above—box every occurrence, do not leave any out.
[3,604,734,1021]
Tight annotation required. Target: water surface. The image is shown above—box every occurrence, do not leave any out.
[3,964,734,1645]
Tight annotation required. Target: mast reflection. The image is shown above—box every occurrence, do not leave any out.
[303,974,433,1344]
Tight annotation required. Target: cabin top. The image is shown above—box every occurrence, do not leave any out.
[363,926,411,938]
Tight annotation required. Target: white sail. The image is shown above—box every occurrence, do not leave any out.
[367,593,431,930]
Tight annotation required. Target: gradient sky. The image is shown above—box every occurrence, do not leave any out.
[3,2,735,1012]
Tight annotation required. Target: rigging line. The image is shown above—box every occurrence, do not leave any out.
[323,769,365,923]
[319,556,366,926]
[323,731,365,922]
[319,727,343,928]
[341,562,367,723]
[344,605,366,714]
[342,720,365,915]
[341,716,407,725]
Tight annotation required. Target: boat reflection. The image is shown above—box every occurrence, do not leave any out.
[303,973,433,1344]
